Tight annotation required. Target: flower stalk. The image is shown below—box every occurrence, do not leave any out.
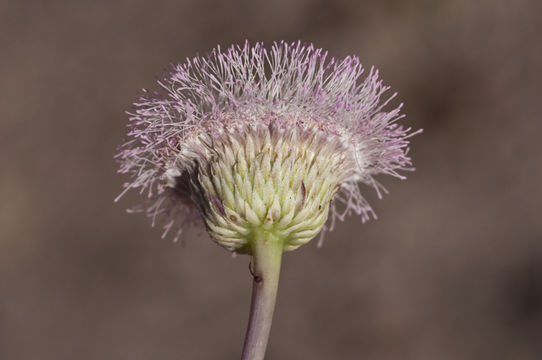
[241,231,284,360]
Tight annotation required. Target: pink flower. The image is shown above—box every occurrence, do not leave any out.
[116,41,419,250]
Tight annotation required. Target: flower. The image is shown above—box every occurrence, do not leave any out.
[116,41,419,253]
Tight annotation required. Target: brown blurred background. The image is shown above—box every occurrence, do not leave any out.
[1,0,541,359]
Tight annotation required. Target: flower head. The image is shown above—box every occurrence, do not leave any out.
[116,41,419,253]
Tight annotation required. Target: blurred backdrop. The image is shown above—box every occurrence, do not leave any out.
[1,0,541,359]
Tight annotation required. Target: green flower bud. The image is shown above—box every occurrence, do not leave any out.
[177,122,355,253]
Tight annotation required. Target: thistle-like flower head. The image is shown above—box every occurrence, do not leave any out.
[117,41,418,253]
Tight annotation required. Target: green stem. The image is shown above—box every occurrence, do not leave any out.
[241,232,283,360]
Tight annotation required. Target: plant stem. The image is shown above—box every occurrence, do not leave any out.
[241,232,283,360]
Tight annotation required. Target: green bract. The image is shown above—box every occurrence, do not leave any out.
[177,121,354,253]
